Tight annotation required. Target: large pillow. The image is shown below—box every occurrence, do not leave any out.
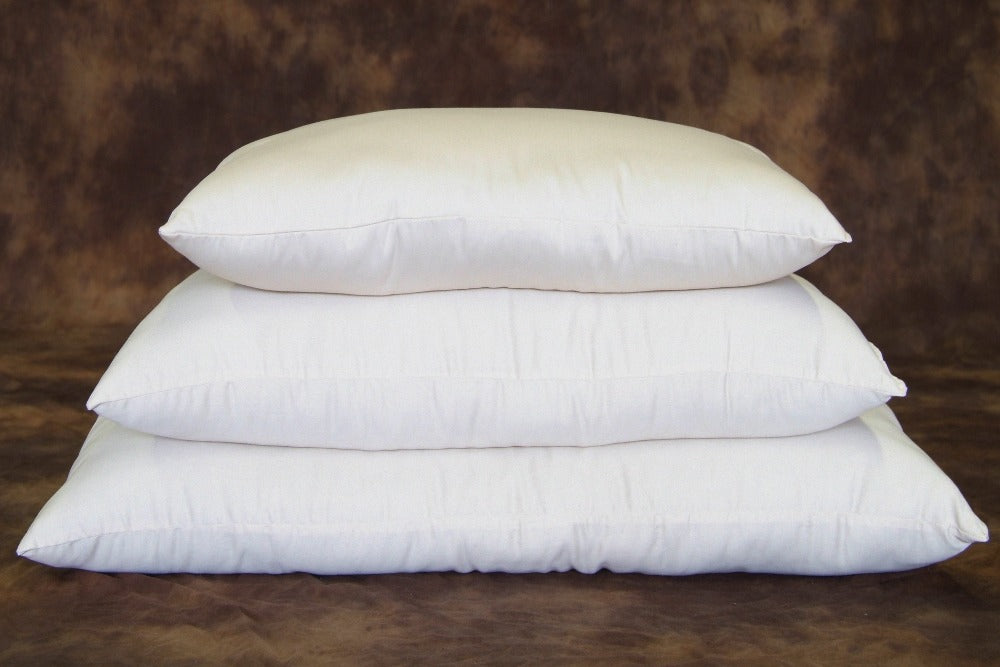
[18,407,986,575]
[159,108,850,294]
[87,271,905,449]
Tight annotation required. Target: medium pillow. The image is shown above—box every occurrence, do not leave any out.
[159,108,850,294]
[87,271,905,449]
[18,408,987,575]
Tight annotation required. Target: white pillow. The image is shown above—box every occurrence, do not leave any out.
[88,271,905,449]
[159,108,850,294]
[18,407,987,575]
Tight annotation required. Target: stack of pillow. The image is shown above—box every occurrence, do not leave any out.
[19,109,986,575]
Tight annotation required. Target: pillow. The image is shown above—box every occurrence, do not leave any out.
[159,108,850,294]
[87,271,905,449]
[18,407,986,575]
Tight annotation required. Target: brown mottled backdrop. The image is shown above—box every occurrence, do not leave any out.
[1,1,998,357]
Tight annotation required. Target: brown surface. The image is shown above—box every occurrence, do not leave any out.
[1,0,998,361]
[0,327,997,664]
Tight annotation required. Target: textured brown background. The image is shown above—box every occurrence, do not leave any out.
[1,1,998,663]
[2,0,998,363]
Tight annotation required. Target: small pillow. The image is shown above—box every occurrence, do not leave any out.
[159,108,850,294]
[18,408,987,574]
[87,271,905,449]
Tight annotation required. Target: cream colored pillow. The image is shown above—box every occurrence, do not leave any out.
[87,271,905,449]
[18,408,986,574]
[160,108,850,294]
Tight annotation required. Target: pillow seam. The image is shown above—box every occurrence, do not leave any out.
[162,215,848,245]
[21,513,977,555]
[89,369,904,408]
